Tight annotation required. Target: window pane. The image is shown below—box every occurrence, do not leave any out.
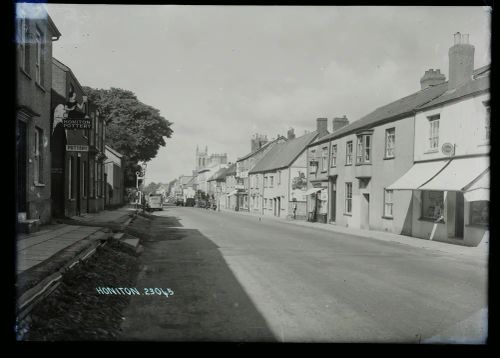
[422,191,444,220]
[470,201,488,226]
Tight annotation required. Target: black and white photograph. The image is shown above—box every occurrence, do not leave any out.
[14,2,491,343]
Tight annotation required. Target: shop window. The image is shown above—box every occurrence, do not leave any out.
[345,182,352,214]
[421,190,444,221]
[331,144,337,167]
[346,141,353,165]
[82,162,87,198]
[470,201,489,227]
[428,115,440,150]
[385,128,395,158]
[383,189,393,218]
[69,157,74,199]
[34,128,43,184]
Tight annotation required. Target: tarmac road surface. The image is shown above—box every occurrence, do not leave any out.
[119,206,488,343]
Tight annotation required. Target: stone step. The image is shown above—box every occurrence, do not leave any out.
[113,232,124,240]
[17,219,41,234]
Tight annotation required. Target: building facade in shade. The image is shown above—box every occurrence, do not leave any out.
[235,136,287,211]
[249,127,319,220]
[104,145,125,207]
[389,33,490,246]
[207,166,230,210]
[51,58,106,217]
[16,4,61,229]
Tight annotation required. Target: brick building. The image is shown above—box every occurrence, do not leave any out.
[16,4,61,231]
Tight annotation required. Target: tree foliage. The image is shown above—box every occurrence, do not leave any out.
[83,87,173,186]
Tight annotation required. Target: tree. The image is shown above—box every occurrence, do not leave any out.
[83,87,173,186]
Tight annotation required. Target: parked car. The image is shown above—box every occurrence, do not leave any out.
[147,193,164,211]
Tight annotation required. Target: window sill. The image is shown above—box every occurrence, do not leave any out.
[34,182,46,187]
[68,199,75,202]
[477,142,490,147]
[343,213,352,216]
[382,216,394,220]
[424,149,439,154]
[345,163,353,166]
[355,162,372,166]
[383,156,395,160]
[321,170,327,173]
[35,81,47,93]
[418,217,445,224]
[20,68,32,80]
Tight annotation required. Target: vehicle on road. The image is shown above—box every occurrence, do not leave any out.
[146,193,164,211]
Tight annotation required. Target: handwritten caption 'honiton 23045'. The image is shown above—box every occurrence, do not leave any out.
[96,287,174,298]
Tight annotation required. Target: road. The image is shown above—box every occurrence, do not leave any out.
[120,206,488,343]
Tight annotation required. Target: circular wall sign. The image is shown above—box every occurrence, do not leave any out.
[441,143,455,156]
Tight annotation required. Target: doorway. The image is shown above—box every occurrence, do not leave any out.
[455,192,464,238]
[330,179,337,222]
[76,156,81,216]
[277,197,281,217]
[16,120,27,215]
[361,193,370,229]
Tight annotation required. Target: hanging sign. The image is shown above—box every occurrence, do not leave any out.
[66,145,89,152]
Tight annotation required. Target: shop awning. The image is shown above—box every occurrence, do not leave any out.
[464,169,490,202]
[227,190,238,196]
[304,187,322,195]
[387,160,450,190]
[419,157,489,192]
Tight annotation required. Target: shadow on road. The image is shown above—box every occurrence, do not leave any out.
[119,213,276,342]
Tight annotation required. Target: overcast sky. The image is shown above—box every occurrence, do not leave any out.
[44,5,491,184]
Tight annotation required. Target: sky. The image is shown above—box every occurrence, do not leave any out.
[42,5,491,184]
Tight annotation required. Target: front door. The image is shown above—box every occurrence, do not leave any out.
[76,156,81,216]
[361,193,370,229]
[455,192,464,238]
[330,179,337,222]
[16,120,27,215]
[277,197,281,217]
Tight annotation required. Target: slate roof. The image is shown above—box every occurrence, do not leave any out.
[312,64,490,147]
[207,167,229,182]
[250,131,318,174]
[179,176,193,185]
[224,163,237,176]
[417,70,490,110]
[312,83,448,146]
[236,137,284,162]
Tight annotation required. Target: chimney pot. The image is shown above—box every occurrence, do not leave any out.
[448,32,474,89]
[316,118,328,138]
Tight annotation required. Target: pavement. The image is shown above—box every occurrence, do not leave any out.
[16,206,134,293]
[218,207,489,260]
[120,206,488,343]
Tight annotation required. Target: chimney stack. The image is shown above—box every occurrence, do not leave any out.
[420,69,446,90]
[287,128,295,140]
[448,32,474,90]
[316,118,328,138]
[332,115,349,132]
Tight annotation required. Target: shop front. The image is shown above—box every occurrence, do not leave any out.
[388,156,489,246]
[306,181,328,223]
